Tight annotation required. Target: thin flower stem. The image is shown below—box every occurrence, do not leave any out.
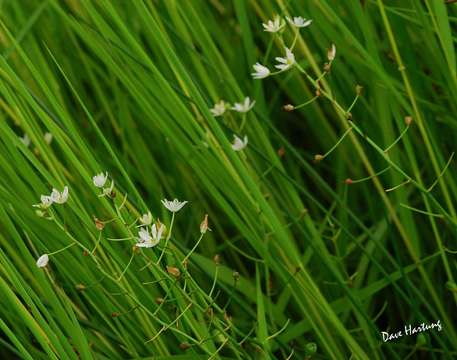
[91,232,103,254]
[144,303,192,344]
[116,251,135,282]
[290,29,299,50]
[293,96,318,110]
[400,203,445,218]
[320,127,352,159]
[156,213,175,265]
[208,265,219,299]
[346,94,360,114]
[239,113,247,132]
[349,166,391,184]
[384,125,410,153]
[48,242,77,256]
[427,152,455,192]
[385,179,411,192]
[181,233,204,265]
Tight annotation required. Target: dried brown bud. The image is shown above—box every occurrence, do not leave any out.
[323,63,331,72]
[345,178,353,185]
[182,258,188,269]
[179,342,191,351]
[314,154,324,162]
[111,312,120,318]
[200,214,209,234]
[355,85,363,95]
[213,254,221,265]
[283,104,295,112]
[277,146,285,157]
[327,44,336,61]
[75,283,86,291]
[315,88,322,97]
[405,116,413,126]
[155,297,165,305]
[94,217,105,231]
[166,266,181,278]
[83,250,89,257]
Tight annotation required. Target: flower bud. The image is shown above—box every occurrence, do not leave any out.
[283,104,295,112]
[404,116,413,126]
[356,85,363,95]
[94,217,105,231]
[155,297,165,305]
[111,312,120,318]
[75,283,86,291]
[314,154,324,162]
[166,266,181,278]
[179,342,191,350]
[345,178,353,185]
[200,214,209,234]
[233,271,240,282]
[213,254,221,265]
[277,147,285,157]
[305,342,317,356]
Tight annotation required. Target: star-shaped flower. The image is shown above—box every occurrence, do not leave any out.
[50,186,69,204]
[262,16,285,33]
[251,63,271,79]
[231,135,248,151]
[93,172,108,188]
[232,97,255,113]
[210,100,228,117]
[161,198,188,213]
[286,16,312,28]
[275,48,296,71]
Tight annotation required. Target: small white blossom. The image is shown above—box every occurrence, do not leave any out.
[161,198,188,213]
[136,224,164,248]
[231,135,248,151]
[210,100,228,117]
[44,132,53,144]
[139,211,153,225]
[286,16,312,28]
[328,43,336,61]
[33,195,53,209]
[36,254,49,268]
[232,97,255,113]
[262,16,284,33]
[50,186,69,204]
[20,133,31,147]
[275,48,296,71]
[93,172,108,188]
[251,63,270,79]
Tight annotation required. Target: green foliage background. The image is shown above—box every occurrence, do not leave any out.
[0,0,456,359]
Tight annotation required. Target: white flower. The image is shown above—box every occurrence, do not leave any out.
[210,100,228,117]
[231,135,248,151]
[275,48,296,71]
[36,254,49,268]
[20,133,31,147]
[286,16,312,28]
[232,97,255,113]
[50,186,69,204]
[44,132,53,144]
[93,172,108,188]
[33,195,53,209]
[136,224,164,248]
[251,63,270,79]
[161,198,188,213]
[139,211,153,225]
[262,16,284,33]
[328,43,336,61]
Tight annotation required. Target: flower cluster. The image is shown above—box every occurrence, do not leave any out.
[34,186,69,209]
[251,15,314,79]
[210,97,255,117]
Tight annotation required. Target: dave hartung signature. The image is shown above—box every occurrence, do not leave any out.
[381,320,442,342]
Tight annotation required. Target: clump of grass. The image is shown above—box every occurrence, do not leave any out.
[0,1,456,359]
